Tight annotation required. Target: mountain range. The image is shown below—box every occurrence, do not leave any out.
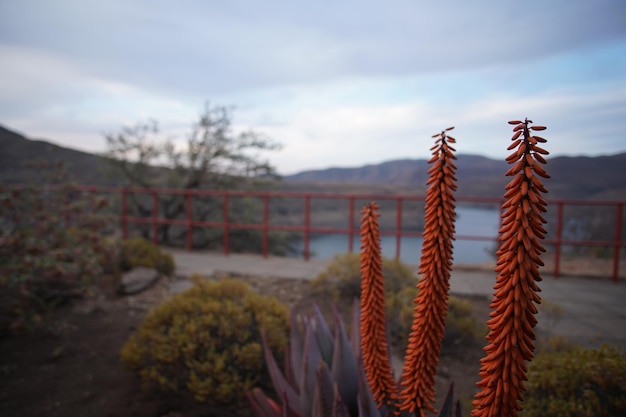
[0,125,117,186]
[285,152,626,200]
[1,124,625,200]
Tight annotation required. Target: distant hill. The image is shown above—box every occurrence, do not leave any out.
[1,123,625,200]
[285,152,626,200]
[0,125,122,186]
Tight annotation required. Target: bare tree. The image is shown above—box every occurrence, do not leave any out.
[104,102,283,248]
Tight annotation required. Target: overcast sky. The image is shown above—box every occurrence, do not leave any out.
[1,0,625,175]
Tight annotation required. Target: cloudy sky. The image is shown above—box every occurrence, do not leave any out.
[1,0,625,175]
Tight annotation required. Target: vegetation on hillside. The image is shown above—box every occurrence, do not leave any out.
[3,123,625,201]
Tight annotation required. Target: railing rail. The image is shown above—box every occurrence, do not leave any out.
[5,185,626,282]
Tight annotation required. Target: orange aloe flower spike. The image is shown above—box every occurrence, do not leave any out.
[360,201,400,411]
[471,119,549,417]
[399,128,458,416]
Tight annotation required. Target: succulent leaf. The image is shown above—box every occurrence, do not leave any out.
[247,388,283,417]
[435,383,462,417]
[332,384,351,417]
[290,309,304,388]
[315,361,336,417]
[301,321,323,413]
[331,305,360,416]
[281,390,308,417]
[261,331,307,417]
[350,299,361,359]
[314,303,335,365]
[357,364,383,417]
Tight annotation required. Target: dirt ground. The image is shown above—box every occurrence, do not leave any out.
[0,273,497,417]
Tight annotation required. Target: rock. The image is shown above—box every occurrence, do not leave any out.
[120,267,160,295]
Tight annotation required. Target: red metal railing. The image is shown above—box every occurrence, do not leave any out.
[7,185,626,282]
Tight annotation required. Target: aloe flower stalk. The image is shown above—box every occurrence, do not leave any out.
[399,128,458,416]
[471,119,549,417]
[359,202,400,411]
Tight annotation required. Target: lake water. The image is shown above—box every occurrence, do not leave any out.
[294,205,501,264]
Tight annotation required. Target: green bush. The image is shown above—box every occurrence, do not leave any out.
[310,252,416,301]
[310,253,485,351]
[536,335,578,354]
[523,344,626,417]
[0,168,114,329]
[120,277,290,404]
[443,296,488,349]
[119,237,175,275]
[384,285,420,350]
[310,252,418,348]
[391,291,487,352]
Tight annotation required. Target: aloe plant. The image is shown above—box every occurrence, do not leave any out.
[247,302,373,417]
[400,127,458,416]
[251,121,549,417]
[471,119,549,417]
[359,202,400,411]
[247,302,460,417]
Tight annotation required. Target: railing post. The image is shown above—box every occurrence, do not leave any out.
[186,191,193,251]
[553,201,564,278]
[304,194,311,261]
[348,196,355,253]
[395,197,403,261]
[152,191,158,245]
[262,193,269,258]
[612,202,623,283]
[121,189,128,240]
[223,192,230,256]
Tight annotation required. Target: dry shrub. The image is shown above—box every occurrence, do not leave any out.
[121,277,289,404]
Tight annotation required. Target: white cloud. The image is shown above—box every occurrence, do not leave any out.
[238,81,626,174]
[1,0,625,175]
[2,0,625,94]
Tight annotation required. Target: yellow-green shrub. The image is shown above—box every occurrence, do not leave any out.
[391,291,487,352]
[523,344,626,417]
[443,296,488,349]
[310,252,416,301]
[119,237,175,275]
[310,253,485,351]
[120,277,289,404]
